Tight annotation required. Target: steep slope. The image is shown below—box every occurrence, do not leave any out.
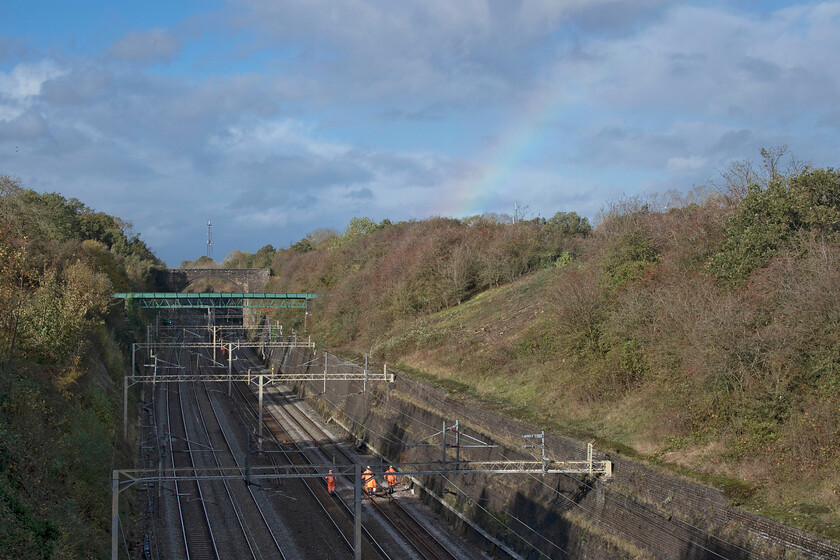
[266,166,840,540]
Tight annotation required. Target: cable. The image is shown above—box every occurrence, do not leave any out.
[274,346,764,559]
[346,361,762,559]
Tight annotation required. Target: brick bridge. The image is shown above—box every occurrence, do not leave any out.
[163,268,271,293]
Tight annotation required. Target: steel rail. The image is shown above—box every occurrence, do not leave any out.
[234,355,407,560]
[187,379,259,559]
[231,375,362,557]
[195,378,287,559]
[231,352,394,559]
[162,329,218,559]
[257,375,458,560]
[171,329,219,559]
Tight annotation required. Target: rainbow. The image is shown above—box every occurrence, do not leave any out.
[436,83,565,218]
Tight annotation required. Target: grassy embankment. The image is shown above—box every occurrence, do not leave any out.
[264,160,840,541]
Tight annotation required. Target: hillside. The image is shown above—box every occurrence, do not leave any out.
[265,158,840,540]
[0,176,163,557]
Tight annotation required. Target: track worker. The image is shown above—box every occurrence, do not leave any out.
[362,466,377,496]
[385,466,397,494]
[325,470,336,494]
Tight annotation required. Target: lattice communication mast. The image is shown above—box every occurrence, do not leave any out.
[206,220,213,260]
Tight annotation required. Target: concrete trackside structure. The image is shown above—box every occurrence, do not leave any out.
[264,343,840,560]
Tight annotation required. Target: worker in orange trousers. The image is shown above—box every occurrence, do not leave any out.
[385,466,397,495]
[362,467,377,496]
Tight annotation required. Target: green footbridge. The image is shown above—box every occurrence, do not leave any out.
[113,292,317,309]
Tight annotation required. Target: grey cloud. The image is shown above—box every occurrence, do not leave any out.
[380,104,448,122]
[819,112,840,131]
[348,187,373,200]
[714,129,754,154]
[110,29,181,64]
[666,52,707,78]
[364,151,458,188]
[0,110,50,141]
[41,68,112,105]
[224,0,671,107]
[738,56,782,83]
[564,0,676,35]
[231,155,375,208]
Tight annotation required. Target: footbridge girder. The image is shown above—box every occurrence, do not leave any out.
[113,292,317,309]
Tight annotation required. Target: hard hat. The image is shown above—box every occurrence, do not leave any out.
[366,466,371,469]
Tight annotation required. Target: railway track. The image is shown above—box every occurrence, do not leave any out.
[233,351,469,560]
[145,316,366,559]
[231,369,391,559]
[142,316,478,559]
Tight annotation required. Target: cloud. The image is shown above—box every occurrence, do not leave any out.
[550,4,840,121]
[0,60,67,120]
[41,68,113,106]
[0,110,50,141]
[110,28,181,64]
[2,1,839,266]
[224,0,671,106]
[666,155,707,172]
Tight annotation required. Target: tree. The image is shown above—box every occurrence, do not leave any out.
[291,238,314,253]
[707,167,840,287]
[711,145,809,206]
[545,211,591,236]
[254,244,276,268]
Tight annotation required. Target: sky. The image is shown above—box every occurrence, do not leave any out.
[1,1,839,266]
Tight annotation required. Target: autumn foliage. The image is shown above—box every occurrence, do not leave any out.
[0,176,163,556]
[270,159,840,537]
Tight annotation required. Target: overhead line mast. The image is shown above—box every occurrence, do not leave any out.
[206,220,213,260]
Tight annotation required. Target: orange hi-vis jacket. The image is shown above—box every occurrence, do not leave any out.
[325,471,336,493]
[363,469,377,492]
[385,468,397,488]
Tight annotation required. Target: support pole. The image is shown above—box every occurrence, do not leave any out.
[111,471,119,560]
[455,419,460,466]
[228,343,233,396]
[587,442,593,476]
[363,354,368,394]
[541,431,547,474]
[258,375,264,452]
[442,420,447,472]
[212,326,216,362]
[323,352,327,395]
[354,463,362,560]
[123,378,128,439]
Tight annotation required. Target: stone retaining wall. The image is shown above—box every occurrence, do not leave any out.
[266,344,840,559]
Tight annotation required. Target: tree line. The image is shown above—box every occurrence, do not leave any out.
[0,175,163,557]
[261,150,840,538]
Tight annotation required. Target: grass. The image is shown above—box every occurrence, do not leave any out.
[362,267,840,543]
